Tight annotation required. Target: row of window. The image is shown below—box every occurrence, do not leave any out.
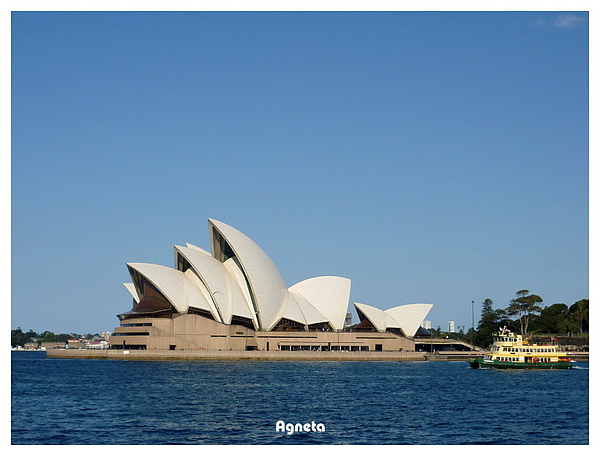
[492,356,520,362]
[279,345,370,352]
[493,346,555,353]
[495,337,519,343]
[487,355,555,363]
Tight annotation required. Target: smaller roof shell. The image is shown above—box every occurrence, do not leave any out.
[289,276,351,331]
[127,262,221,322]
[386,303,434,338]
[123,283,140,303]
[354,302,387,332]
[353,302,433,337]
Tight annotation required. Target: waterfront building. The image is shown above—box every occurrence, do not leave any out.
[109,219,433,352]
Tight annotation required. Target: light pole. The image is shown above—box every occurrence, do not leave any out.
[471,300,475,345]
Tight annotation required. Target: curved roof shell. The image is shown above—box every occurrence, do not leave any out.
[385,303,433,337]
[353,302,433,337]
[209,219,288,331]
[289,276,351,330]
[127,262,221,321]
[222,258,259,327]
[123,282,140,303]
[281,290,330,327]
[354,302,387,332]
[174,245,254,326]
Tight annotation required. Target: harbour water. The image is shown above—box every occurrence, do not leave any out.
[11,351,588,445]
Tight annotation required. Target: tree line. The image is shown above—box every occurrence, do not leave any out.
[471,290,588,348]
[11,328,100,348]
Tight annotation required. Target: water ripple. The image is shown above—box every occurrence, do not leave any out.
[12,353,588,445]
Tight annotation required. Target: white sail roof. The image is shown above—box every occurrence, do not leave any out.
[127,262,221,321]
[353,302,433,337]
[222,258,259,328]
[123,283,140,303]
[175,244,252,325]
[289,276,351,331]
[280,290,331,326]
[209,219,288,331]
[354,302,387,332]
[385,303,434,337]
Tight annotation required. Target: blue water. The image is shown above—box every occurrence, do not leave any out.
[11,351,588,445]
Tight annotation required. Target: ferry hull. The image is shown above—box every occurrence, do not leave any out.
[469,358,573,370]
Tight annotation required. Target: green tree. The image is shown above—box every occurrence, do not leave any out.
[41,331,71,342]
[11,328,28,347]
[569,299,589,334]
[506,290,543,335]
[474,298,499,347]
[533,303,569,333]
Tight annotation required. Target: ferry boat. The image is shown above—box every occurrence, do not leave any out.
[469,327,573,369]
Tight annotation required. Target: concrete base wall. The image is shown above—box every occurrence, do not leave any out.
[46,348,427,361]
[108,313,416,352]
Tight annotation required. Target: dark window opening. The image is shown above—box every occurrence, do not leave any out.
[387,327,406,337]
[230,315,255,330]
[272,318,305,331]
[308,322,333,331]
[133,278,173,312]
[354,310,377,331]
[176,252,193,273]
[212,228,236,263]
[109,344,146,350]
[187,307,215,320]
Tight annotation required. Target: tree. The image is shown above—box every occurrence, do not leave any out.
[11,328,29,347]
[569,299,589,334]
[506,290,543,335]
[533,303,569,334]
[474,298,499,347]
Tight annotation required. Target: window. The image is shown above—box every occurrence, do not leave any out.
[176,253,192,273]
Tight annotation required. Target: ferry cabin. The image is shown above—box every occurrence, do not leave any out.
[485,333,563,364]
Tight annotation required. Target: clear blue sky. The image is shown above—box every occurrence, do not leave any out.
[10,11,589,335]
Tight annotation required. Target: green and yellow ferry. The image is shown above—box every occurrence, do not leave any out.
[469,328,574,369]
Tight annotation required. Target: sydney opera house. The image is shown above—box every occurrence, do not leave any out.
[108,219,433,352]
